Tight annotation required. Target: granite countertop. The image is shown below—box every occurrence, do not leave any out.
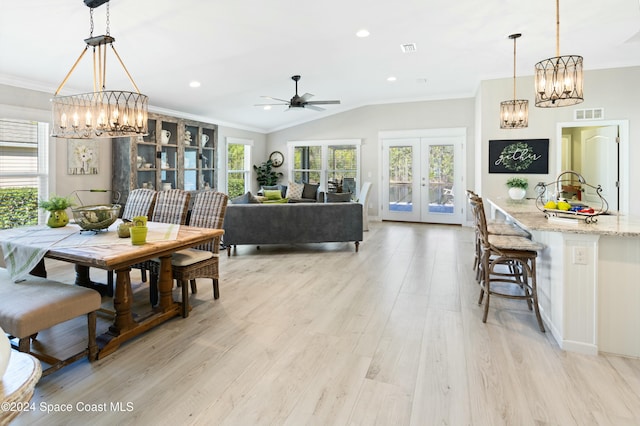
[488,197,640,237]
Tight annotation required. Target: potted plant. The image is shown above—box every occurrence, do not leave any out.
[506,177,528,200]
[253,159,283,187]
[39,195,74,228]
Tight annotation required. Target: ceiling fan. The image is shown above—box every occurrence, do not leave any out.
[256,75,341,111]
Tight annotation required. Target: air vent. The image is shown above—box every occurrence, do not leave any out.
[400,43,417,53]
[574,108,604,120]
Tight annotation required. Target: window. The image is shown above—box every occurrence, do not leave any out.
[226,137,252,198]
[288,139,361,194]
[0,119,49,229]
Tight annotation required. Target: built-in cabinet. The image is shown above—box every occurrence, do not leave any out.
[112,112,217,204]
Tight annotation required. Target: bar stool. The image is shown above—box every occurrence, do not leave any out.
[466,190,530,280]
[469,194,546,332]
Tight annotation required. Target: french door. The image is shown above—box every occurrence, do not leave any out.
[381,130,464,224]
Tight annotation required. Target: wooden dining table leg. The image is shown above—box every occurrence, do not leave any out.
[157,255,175,313]
[109,267,136,334]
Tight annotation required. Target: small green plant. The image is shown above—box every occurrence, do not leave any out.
[253,159,283,187]
[506,177,528,190]
[39,195,74,212]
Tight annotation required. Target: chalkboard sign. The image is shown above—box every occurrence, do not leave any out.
[489,139,549,174]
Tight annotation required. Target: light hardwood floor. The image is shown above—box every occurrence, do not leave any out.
[9,221,640,425]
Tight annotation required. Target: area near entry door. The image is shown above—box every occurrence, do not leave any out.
[381,129,464,225]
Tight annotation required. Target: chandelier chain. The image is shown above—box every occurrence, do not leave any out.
[106,1,110,36]
[89,8,94,38]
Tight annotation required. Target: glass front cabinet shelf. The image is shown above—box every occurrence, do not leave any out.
[112,112,218,205]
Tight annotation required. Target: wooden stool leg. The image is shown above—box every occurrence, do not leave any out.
[530,260,545,332]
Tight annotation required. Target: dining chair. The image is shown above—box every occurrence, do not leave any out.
[104,189,157,291]
[149,191,228,317]
[136,189,190,302]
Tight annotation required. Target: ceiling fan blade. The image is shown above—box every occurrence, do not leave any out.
[304,104,325,111]
[306,100,341,105]
[261,95,290,103]
[301,93,314,101]
[254,103,288,106]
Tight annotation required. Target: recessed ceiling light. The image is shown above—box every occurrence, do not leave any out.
[263,105,272,111]
[189,81,201,88]
[356,29,370,38]
[387,76,397,82]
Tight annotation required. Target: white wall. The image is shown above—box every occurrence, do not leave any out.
[265,98,476,219]
[477,66,640,215]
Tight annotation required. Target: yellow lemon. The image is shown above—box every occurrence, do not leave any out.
[544,200,557,209]
[557,201,571,211]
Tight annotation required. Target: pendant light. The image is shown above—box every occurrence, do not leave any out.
[51,0,148,139]
[534,0,583,107]
[500,33,528,129]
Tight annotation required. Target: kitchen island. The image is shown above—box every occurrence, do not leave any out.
[488,197,640,357]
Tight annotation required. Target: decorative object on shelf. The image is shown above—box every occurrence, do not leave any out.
[253,160,283,186]
[184,130,192,145]
[68,139,99,175]
[500,33,528,129]
[162,183,172,191]
[39,195,75,228]
[534,0,583,107]
[0,325,10,378]
[201,134,210,147]
[160,130,171,144]
[535,170,608,223]
[506,177,528,200]
[269,151,284,167]
[51,0,148,139]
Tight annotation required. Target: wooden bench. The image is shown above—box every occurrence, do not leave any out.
[0,269,102,376]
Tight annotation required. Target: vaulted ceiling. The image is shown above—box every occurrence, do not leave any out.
[1,0,639,133]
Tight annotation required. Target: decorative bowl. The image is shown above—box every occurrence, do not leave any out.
[72,204,121,231]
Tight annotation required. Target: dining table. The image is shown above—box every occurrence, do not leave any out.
[0,220,223,359]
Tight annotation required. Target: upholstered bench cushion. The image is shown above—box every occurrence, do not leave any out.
[0,269,102,339]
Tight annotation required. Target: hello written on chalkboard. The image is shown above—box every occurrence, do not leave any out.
[488,139,549,174]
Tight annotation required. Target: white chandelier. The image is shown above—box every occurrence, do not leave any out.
[500,33,528,129]
[534,0,583,107]
[51,0,148,139]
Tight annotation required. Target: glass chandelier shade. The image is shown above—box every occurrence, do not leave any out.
[51,2,148,139]
[534,0,583,108]
[500,33,528,129]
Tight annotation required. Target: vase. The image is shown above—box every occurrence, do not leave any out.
[47,209,69,228]
[0,326,10,378]
[508,187,526,200]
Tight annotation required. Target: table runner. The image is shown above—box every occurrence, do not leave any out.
[0,221,179,281]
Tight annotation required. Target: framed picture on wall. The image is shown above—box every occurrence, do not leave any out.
[68,139,99,175]
[488,139,549,174]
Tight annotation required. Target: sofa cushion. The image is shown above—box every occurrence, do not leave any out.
[326,192,352,202]
[286,182,304,199]
[302,183,319,200]
[262,185,287,198]
[264,189,283,200]
[231,191,260,204]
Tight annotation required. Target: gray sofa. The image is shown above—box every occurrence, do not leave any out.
[223,202,363,255]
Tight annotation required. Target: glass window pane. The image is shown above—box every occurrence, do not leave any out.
[293,146,322,170]
[227,172,246,198]
[227,144,245,170]
[428,144,454,214]
[389,146,413,212]
[0,182,38,230]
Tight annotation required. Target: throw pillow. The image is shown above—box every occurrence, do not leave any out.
[231,192,250,204]
[286,181,304,199]
[302,183,319,200]
[262,185,287,198]
[326,192,352,203]
[263,189,283,200]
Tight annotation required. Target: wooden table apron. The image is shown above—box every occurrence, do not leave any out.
[31,225,222,359]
